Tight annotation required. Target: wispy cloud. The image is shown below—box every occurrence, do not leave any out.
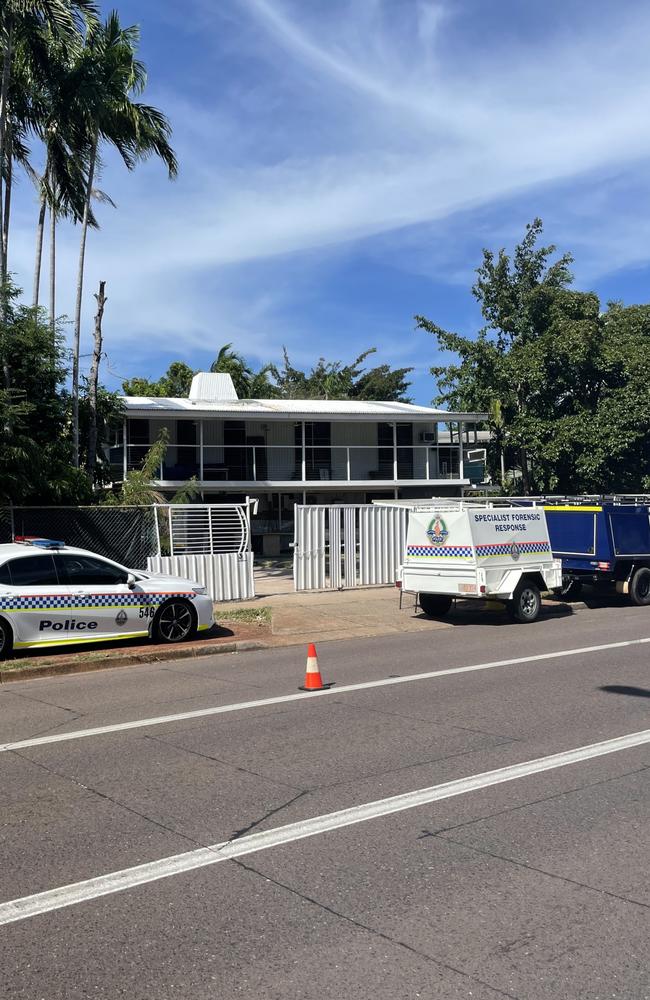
[7,0,650,398]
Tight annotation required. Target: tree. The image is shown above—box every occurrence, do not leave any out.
[270,347,412,401]
[0,0,96,295]
[210,343,277,398]
[0,283,95,504]
[416,219,650,494]
[70,11,177,468]
[122,361,195,398]
[103,427,197,505]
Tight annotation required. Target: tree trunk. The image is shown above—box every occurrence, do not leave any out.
[2,129,11,279]
[86,280,106,478]
[0,25,13,323]
[32,187,47,308]
[72,135,98,468]
[49,204,56,340]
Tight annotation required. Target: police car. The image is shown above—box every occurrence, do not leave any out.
[0,537,214,657]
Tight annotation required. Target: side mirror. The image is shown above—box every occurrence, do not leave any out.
[126,573,137,589]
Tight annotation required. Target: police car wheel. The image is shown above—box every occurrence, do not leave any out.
[418,593,453,617]
[153,600,197,644]
[0,617,13,659]
[508,581,541,623]
[630,567,650,607]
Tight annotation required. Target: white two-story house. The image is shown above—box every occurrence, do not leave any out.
[112,373,487,551]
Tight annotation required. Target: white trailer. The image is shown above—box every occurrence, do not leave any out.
[396,501,562,623]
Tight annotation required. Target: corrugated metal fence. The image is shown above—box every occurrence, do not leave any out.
[293,504,409,591]
[0,503,255,602]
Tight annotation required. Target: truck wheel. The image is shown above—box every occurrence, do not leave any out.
[629,567,650,606]
[508,581,541,624]
[418,593,452,617]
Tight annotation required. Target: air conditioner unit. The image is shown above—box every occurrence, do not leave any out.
[466,448,487,463]
[419,432,436,442]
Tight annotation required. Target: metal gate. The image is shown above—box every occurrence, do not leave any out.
[148,501,257,601]
[293,504,409,591]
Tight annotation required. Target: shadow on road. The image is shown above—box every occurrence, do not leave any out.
[414,600,575,628]
[600,684,650,699]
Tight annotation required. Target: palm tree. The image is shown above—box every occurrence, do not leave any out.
[0,0,96,296]
[210,343,278,398]
[70,11,177,467]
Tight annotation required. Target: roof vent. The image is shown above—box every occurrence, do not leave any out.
[189,372,239,401]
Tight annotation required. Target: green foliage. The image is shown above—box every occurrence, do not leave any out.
[417,220,650,494]
[77,379,123,485]
[270,347,412,401]
[103,427,198,506]
[123,346,413,403]
[210,343,278,399]
[122,361,195,398]
[0,286,95,503]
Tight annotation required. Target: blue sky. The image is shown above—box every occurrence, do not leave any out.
[9,0,650,403]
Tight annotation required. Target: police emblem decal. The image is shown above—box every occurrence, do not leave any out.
[426,515,449,547]
[509,541,521,561]
[115,610,128,626]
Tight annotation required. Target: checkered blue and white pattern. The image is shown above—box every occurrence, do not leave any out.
[407,545,473,558]
[0,591,195,612]
[475,541,550,558]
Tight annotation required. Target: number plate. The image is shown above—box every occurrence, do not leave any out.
[459,583,477,594]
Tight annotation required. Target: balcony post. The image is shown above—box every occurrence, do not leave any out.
[301,421,306,481]
[392,422,397,481]
[199,419,204,482]
[458,421,465,480]
[252,446,257,481]
[346,446,351,481]
[122,417,127,481]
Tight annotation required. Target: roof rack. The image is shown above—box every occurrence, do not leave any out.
[499,495,650,507]
[14,536,65,550]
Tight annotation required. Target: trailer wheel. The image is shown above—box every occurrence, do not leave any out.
[418,593,452,618]
[629,567,650,606]
[508,581,541,624]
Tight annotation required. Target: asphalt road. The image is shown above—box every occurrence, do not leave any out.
[2,602,650,999]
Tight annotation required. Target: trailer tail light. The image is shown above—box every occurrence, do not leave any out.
[395,580,402,589]
[597,561,611,570]
[479,585,486,594]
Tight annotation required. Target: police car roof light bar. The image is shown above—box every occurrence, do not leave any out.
[14,536,66,550]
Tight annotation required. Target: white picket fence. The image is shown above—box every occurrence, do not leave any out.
[293,504,409,591]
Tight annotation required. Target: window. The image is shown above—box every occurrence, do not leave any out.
[6,554,60,587]
[58,555,128,586]
[0,562,12,586]
[128,419,149,445]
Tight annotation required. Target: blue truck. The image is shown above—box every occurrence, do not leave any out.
[512,497,650,605]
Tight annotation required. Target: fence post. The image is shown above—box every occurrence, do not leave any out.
[153,504,162,557]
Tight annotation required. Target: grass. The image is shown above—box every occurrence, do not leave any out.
[216,606,272,626]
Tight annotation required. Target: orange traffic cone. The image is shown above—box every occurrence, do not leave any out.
[299,643,334,691]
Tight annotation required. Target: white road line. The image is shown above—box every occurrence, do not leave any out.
[2,725,650,926]
[2,635,650,754]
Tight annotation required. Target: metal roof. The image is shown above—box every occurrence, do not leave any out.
[121,395,487,422]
